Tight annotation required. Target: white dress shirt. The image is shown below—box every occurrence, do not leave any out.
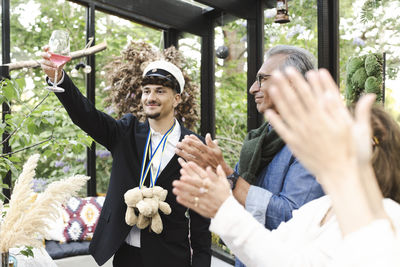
[125,119,181,247]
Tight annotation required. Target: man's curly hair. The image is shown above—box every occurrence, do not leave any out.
[141,76,178,93]
[104,41,199,130]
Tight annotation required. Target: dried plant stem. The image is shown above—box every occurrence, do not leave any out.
[0,154,89,252]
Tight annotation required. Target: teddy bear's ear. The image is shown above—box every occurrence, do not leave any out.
[151,212,163,234]
[124,187,143,206]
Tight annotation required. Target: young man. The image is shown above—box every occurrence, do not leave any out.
[175,45,324,267]
[41,55,211,267]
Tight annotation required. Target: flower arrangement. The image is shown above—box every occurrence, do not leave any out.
[0,154,89,254]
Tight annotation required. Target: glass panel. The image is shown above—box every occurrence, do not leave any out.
[214,21,247,168]
[264,0,318,61]
[178,33,201,132]
[8,0,87,194]
[339,0,400,121]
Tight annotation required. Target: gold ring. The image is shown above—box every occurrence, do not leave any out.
[194,196,199,207]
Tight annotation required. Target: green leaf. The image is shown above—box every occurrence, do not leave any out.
[8,156,21,163]
[2,157,18,175]
[2,82,16,101]
[0,183,9,189]
[0,95,6,105]
[15,77,26,92]
[45,116,56,125]
[20,246,34,258]
[27,122,38,134]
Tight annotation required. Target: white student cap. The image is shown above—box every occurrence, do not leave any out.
[142,60,185,93]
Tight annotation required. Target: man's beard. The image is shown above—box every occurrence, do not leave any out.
[144,100,161,119]
[146,112,161,119]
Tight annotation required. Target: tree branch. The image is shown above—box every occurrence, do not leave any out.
[0,92,50,146]
[4,42,107,71]
[0,134,53,158]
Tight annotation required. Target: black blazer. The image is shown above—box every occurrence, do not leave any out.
[55,74,211,267]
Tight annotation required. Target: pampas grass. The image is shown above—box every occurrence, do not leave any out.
[0,154,89,252]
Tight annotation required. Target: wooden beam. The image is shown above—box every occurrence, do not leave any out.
[69,0,210,36]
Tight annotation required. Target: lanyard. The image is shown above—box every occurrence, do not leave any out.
[139,122,176,188]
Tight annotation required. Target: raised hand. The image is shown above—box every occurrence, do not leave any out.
[265,68,375,184]
[173,158,231,218]
[176,133,233,175]
[40,45,65,83]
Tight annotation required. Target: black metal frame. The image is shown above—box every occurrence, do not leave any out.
[317,0,339,83]
[1,0,11,201]
[86,3,97,196]
[1,0,339,198]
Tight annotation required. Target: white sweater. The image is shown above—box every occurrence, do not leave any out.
[210,195,400,267]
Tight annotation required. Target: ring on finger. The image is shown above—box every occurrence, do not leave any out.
[194,196,199,207]
[199,187,208,194]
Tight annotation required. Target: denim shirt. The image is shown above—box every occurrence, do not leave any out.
[235,145,324,267]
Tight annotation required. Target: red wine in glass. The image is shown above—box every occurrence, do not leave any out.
[49,52,71,67]
[46,30,70,93]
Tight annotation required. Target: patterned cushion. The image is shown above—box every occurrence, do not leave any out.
[63,196,105,242]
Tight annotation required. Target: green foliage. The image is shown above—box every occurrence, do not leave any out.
[20,246,34,258]
[346,57,364,77]
[1,0,162,194]
[215,59,247,168]
[345,53,383,104]
[361,0,383,23]
[264,0,318,57]
[365,76,380,95]
[351,68,368,89]
[365,54,382,76]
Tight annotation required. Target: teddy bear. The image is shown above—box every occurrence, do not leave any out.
[124,186,171,234]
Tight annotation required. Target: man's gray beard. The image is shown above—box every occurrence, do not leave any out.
[146,113,161,119]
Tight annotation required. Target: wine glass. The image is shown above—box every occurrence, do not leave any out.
[46,30,71,93]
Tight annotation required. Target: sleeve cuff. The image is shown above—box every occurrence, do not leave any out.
[46,70,66,87]
[245,185,272,225]
[210,195,242,234]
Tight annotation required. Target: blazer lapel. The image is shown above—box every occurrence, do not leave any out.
[134,120,150,165]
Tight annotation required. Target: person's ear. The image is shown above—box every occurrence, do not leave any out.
[173,93,182,108]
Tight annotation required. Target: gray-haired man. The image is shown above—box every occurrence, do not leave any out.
[176,45,324,267]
